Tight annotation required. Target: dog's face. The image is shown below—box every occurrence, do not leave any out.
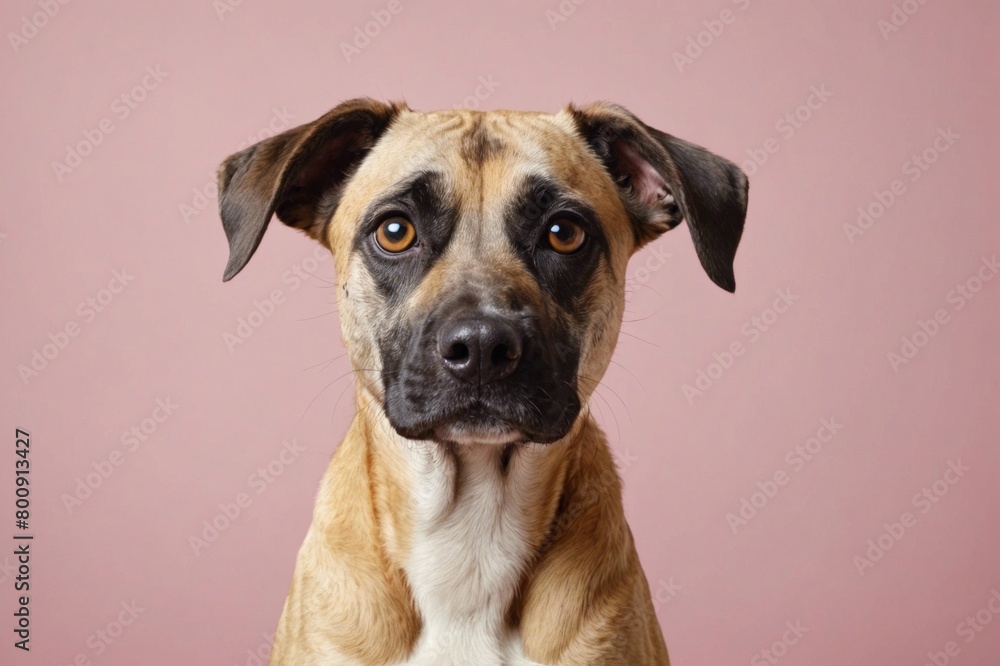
[218,99,747,446]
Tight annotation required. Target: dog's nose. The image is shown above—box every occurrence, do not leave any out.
[436,317,523,385]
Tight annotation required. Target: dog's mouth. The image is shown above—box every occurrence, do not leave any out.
[385,391,579,446]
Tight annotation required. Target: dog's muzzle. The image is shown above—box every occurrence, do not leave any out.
[381,304,581,446]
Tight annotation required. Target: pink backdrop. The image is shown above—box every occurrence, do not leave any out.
[2,1,998,664]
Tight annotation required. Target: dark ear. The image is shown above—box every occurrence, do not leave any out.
[569,102,748,292]
[217,98,405,281]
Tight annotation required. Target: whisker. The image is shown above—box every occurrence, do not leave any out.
[621,311,661,324]
[297,310,339,321]
[301,269,338,286]
[579,374,632,424]
[609,358,645,391]
[565,377,623,443]
[299,368,366,422]
[624,283,664,300]
[617,330,662,349]
[302,352,349,373]
[331,379,357,422]
[591,387,623,442]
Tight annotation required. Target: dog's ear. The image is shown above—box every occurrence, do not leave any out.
[217,98,405,281]
[569,102,748,292]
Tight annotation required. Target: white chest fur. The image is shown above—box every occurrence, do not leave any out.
[399,443,548,666]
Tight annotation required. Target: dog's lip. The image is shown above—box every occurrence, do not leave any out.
[385,393,579,445]
[419,405,526,445]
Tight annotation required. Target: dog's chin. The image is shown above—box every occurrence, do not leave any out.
[391,417,572,446]
[388,411,572,446]
[433,423,527,446]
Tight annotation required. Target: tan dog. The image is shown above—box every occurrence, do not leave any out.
[217,99,748,665]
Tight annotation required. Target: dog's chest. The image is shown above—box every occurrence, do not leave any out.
[401,445,544,665]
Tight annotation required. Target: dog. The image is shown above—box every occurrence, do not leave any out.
[217,98,748,665]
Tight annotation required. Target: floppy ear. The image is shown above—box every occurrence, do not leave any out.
[217,98,405,281]
[569,102,749,292]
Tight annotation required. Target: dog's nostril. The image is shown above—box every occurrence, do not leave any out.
[491,343,519,367]
[444,342,470,362]
[437,316,524,385]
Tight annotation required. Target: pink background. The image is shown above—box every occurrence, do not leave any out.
[2,0,998,664]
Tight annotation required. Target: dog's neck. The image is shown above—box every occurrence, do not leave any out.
[358,386,582,662]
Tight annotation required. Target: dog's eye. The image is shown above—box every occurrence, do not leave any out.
[546,219,586,254]
[374,216,417,253]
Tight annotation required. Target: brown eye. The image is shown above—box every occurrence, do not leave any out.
[375,216,416,253]
[546,219,586,254]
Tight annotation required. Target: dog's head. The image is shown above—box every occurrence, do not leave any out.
[218,99,747,446]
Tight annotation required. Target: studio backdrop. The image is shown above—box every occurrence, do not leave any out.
[1,1,997,665]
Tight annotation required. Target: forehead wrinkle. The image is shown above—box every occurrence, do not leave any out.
[444,128,493,252]
[351,111,466,183]
[460,113,507,165]
[471,155,541,252]
[427,155,529,289]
